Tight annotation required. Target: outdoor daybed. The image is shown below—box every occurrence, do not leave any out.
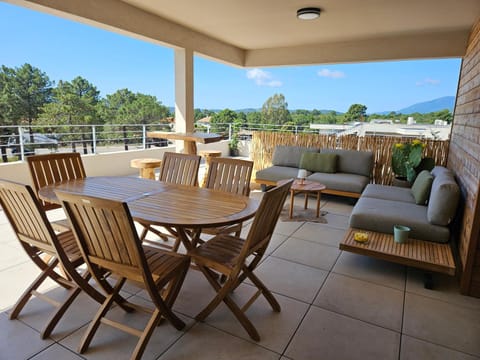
[255,145,374,198]
[342,166,460,285]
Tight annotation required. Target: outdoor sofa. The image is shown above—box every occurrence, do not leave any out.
[255,145,374,198]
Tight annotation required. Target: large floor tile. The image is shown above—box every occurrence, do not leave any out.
[403,293,480,356]
[272,237,340,271]
[321,212,349,230]
[253,256,328,303]
[13,287,101,341]
[30,343,85,360]
[406,268,480,310]
[273,219,304,237]
[0,222,17,244]
[264,233,289,257]
[0,261,58,312]
[333,251,406,290]
[322,196,356,216]
[0,311,54,360]
[60,295,192,360]
[158,322,280,360]
[0,241,29,271]
[285,306,400,360]
[314,273,404,331]
[400,335,479,360]
[203,283,309,353]
[291,223,346,247]
[171,268,218,318]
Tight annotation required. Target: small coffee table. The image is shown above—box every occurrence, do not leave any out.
[278,179,326,219]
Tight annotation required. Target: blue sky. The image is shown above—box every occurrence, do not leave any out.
[1,2,462,113]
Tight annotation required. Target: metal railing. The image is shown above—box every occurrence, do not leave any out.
[0,122,321,161]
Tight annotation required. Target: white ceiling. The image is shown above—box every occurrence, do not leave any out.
[7,0,480,66]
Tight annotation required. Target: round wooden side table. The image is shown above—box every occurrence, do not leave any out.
[199,150,222,187]
[130,158,162,180]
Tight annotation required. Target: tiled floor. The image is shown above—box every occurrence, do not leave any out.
[1,192,480,360]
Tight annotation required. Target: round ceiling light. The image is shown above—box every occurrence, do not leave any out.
[297,7,321,20]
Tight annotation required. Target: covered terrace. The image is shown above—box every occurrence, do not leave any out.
[1,0,480,359]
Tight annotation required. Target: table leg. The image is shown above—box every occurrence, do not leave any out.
[289,190,295,219]
[304,192,308,209]
[184,140,197,155]
[316,191,321,218]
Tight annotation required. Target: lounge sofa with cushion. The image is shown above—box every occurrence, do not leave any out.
[349,166,460,243]
[255,145,374,198]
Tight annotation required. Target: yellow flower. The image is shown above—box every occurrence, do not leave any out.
[412,139,422,146]
[395,143,404,149]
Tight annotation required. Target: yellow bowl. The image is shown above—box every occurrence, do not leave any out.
[354,232,369,243]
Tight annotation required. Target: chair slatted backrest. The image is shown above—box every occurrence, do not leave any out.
[159,152,201,186]
[241,179,293,257]
[58,192,149,283]
[0,180,55,252]
[27,153,86,211]
[206,158,253,196]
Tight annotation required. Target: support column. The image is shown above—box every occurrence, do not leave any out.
[174,48,194,153]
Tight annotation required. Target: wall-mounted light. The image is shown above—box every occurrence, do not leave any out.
[297,7,321,20]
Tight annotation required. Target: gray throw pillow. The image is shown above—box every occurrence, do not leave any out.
[411,170,433,205]
[427,173,460,226]
[271,146,318,168]
[299,152,337,173]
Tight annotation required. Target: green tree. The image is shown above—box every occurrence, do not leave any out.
[344,103,367,123]
[210,108,238,134]
[261,93,291,125]
[39,76,100,152]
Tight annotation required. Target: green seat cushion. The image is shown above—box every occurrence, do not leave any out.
[299,153,338,173]
[411,170,433,205]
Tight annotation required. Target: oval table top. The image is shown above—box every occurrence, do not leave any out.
[39,176,259,229]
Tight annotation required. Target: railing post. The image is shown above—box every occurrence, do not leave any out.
[142,125,147,149]
[92,125,97,154]
[18,127,25,161]
[228,123,232,140]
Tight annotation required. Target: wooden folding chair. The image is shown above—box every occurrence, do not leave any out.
[188,179,293,341]
[198,157,254,240]
[58,191,190,360]
[140,152,201,250]
[27,152,86,231]
[0,179,108,339]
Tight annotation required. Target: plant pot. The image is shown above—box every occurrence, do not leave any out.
[392,177,411,188]
[229,148,239,157]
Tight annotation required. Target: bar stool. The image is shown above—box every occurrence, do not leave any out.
[130,158,162,180]
[198,150,222,187]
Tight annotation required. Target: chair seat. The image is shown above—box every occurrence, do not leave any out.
[189,234,245,274]
[144,246,190,281]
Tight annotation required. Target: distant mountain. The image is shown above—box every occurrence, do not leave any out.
[396,96,455,114]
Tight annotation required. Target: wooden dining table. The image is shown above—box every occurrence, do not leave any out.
[38,176,259,250]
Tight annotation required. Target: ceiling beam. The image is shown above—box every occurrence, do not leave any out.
[245,30,469,67]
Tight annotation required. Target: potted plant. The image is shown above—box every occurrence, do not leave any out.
[229,134,240,156]
[391,139,425,185]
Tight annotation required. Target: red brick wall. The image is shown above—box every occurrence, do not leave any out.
[449,18,480,297]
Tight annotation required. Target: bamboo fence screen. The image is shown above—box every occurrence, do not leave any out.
[251,131,449,185]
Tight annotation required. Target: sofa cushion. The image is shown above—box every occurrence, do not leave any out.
[411,170,433,205]
[307,172,370,194]
[349,197,450,243]
[427,172,460,226]
[321,149,373,177]
[361,184,416,204]
[300,153,337,173]
[272,146,318,168]
[255,166,306,183]
[431,166,453,178]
